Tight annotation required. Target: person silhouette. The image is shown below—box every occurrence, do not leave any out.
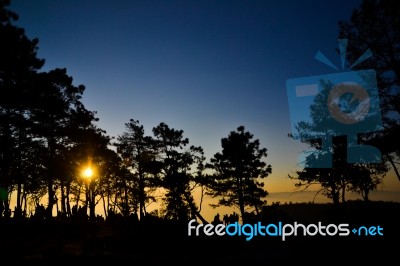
[223,214,229,225]
[212,213,222,225]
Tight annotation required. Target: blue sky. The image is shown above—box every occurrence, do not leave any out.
[11,0,399,197]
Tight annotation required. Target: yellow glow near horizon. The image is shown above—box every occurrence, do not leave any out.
[82,167,94,179]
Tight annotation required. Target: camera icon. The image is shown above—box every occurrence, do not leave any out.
[286,40,383,168]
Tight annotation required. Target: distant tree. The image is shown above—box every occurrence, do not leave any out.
[288,80,350,204]
[110,163,138,218]
[207,126,272,223]
[115,119,160,220]
[152,122,208,223]
[339,0,400,180]
[290,0,398,204]
[348,162,388,201]
[288,80,389,204]
[185,145,209,223]
[289,138,350,205]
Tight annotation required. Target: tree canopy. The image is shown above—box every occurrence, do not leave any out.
[207,126,272,222]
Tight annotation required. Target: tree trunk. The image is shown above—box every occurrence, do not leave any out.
[3,196,11,218]
[102,195,108,219]
[254,205,260,216]
[89,192,95,221]
[341,183,346,203]
[47,179,55,218]
[183,191,208,224]
[61,182,66,216]
[237,177,245,223]
[15,181,23,218]
[1,109,12,219]
[387,154,400,181]
[22,190,27,217]
[15,118,24,218]
[363,189,369,201]
[123,183,129,216]
[46,138,56,219]
[332,188,340,205]
[138,166,145,220]
[66,183,71,217]
[76,184,81,209]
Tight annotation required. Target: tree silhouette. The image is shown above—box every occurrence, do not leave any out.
[289,80,389,204]
[207,126,272,223]
[152,122,207,223]
[93,146,131,219]
[338,0,400,180]
[30,68,99,218]
[116,119,160,220]
[0,0,113,219]
[348,161,388,201]
[0,0,44,218]
[75,126,113,221]
[55,105,99,217]
[290,136,353,205]
[288,0,398,204]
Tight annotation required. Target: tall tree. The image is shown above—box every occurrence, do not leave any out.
[207,126,272,223]
[0,0,109,220]
[289,136,351,205]
[339,0,400,180]
[289,80,389,204]
[73,124,114,221]
[116,119,160,220]
[0,0,44,218]
[60,105,101,218]
[152,122,207,223]
[30,68,91,218]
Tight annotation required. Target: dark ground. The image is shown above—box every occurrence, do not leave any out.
[0,200,398,265]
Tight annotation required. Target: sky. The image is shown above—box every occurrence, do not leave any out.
[8,0,400,209]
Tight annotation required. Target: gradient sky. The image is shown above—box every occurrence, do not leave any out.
[8,0,400,204]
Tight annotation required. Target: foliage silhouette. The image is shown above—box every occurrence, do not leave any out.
[339,0,400,180]
[0,0,44,218]
[289,81,389,204]
[152,122,207,223]
[207,126,272,223]
[116,119,161,219]
[0,0,398,263]
[0,0,111,220]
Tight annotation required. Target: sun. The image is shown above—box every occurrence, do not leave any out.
[82,167,94,179]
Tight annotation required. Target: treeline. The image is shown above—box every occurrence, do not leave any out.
[0,0,272,223]
[1,0,399,223]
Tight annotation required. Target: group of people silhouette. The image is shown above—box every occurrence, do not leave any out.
[212,212,240,225]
